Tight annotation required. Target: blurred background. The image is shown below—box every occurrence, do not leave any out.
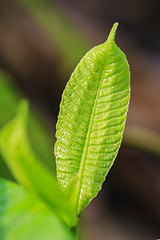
[0,0,159,239]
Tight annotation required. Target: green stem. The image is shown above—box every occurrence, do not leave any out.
[71,224,78,240]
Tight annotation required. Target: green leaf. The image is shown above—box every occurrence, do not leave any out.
[0,178,75,240]
[0,71,55,176]
[55,23,130,215]
[0,100,77,227]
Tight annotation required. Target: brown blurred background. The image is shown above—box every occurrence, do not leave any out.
[0,0,159,239]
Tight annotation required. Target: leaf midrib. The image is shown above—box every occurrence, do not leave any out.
[75,39,113,214]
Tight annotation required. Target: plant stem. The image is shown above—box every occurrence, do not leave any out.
[71,225,79,240]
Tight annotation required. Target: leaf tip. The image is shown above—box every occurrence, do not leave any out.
[106,22,119,44]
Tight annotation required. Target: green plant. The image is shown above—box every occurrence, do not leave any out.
[0,23,130,239]
[0,71,55,181]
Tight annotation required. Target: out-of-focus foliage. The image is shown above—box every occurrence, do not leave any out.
[0,100,77,226]
[15,0,90,73]
[0,72,55,180]
[124,125,160,156]
[0,178,75,240]
[0,73,20,126]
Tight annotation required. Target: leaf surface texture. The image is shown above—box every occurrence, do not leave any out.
[55,23,130,214]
